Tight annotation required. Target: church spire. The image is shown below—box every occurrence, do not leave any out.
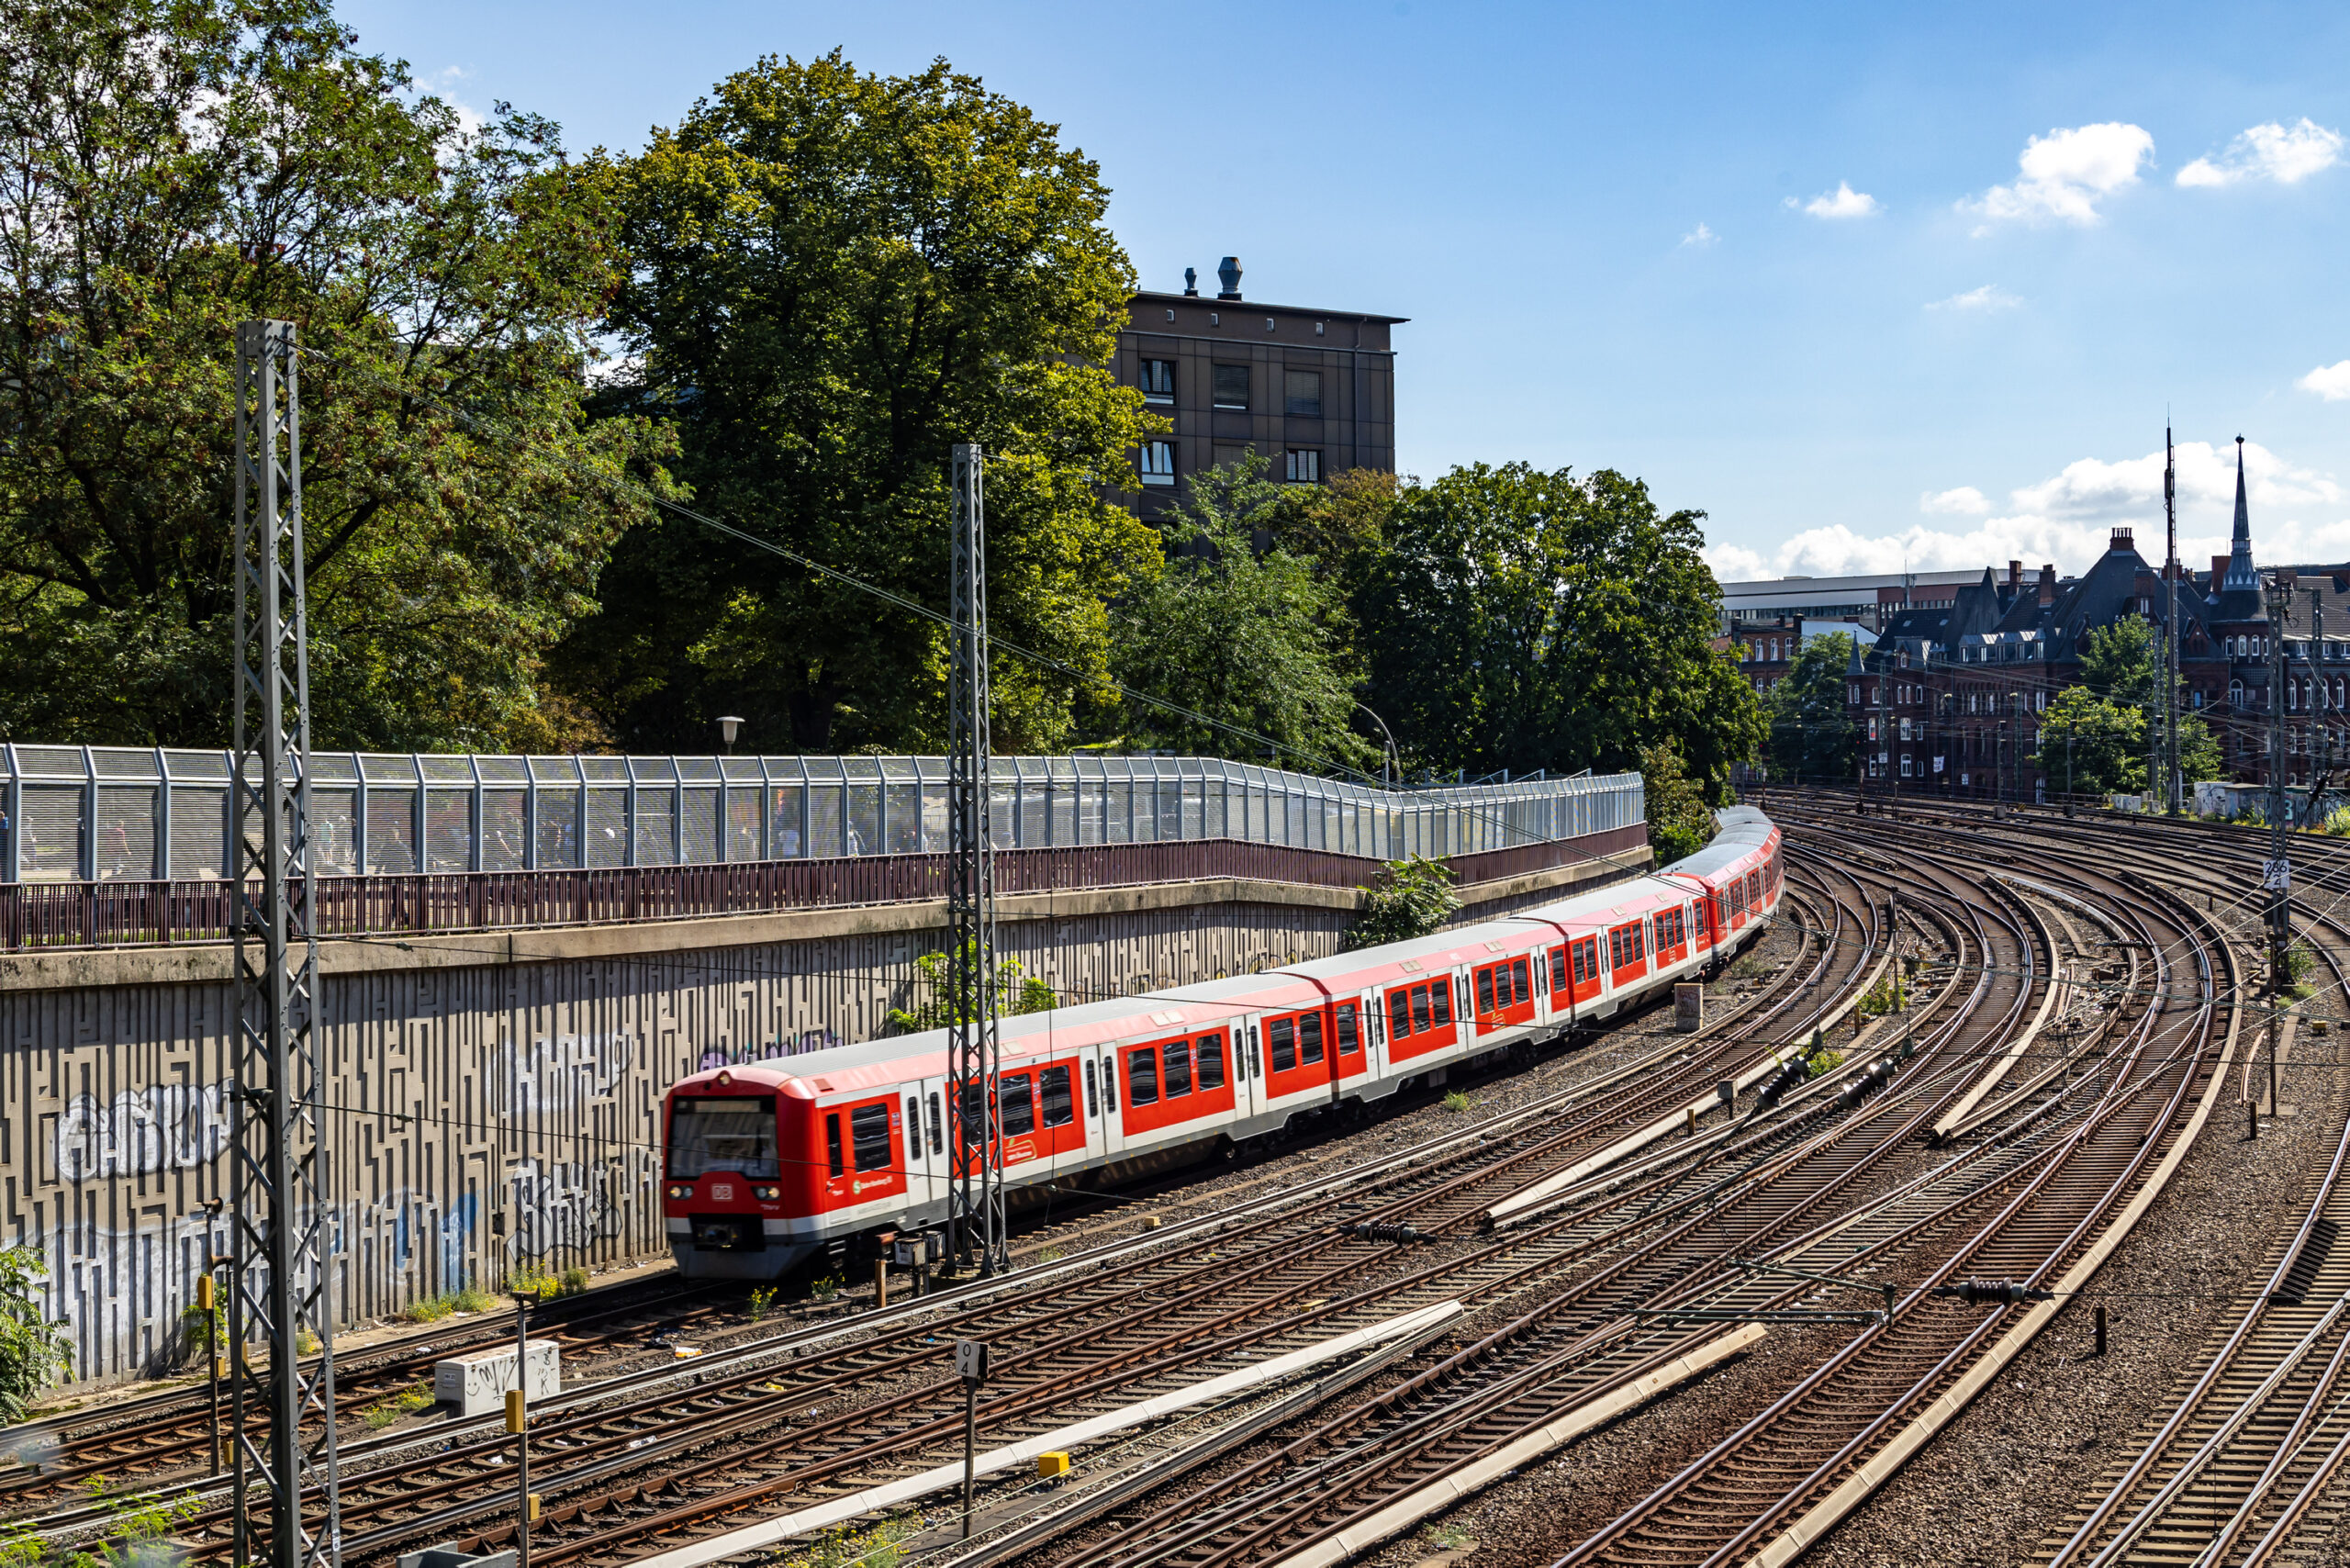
[2221,434,2259,593]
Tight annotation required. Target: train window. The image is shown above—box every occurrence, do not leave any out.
[1127,1047,1160,1106]
[1633,924,1646,961]
[1164,1039,1193,1097]
[927,1092,944,1154]
[1082,1060,1099,1119]
[1301,1012,1325,1065]
[1476,969,1495,1016]
[1336,1004,1359,1056]
[666,1096,779,1179]
[1409,985,1431,1034]
[1511,958,1530,1006]
[825,1114,845,1178]
[1432,979,1453,1027]
[850,1103,891,1171]
[1105,1058,1119,1113]
[960,1083,986,1144]
[1000,1074,1035,1137]
[1041,1065,1074,1127]
[1248,1028,1262,1079]
[1198,1034,1227,1088]
[905,1096,921,1156]
[1268,1017,1297,1072]
[1388,989,1412,1038]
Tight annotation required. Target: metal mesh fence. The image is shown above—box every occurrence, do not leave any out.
[0,747,1643,884]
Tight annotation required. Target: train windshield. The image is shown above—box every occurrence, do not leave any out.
[667,1096,779,1179]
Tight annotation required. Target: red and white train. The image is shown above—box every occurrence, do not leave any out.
[661,808,1783,1278]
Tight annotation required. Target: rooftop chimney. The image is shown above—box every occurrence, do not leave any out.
[2109,525,2132,554]
[2213,554,2231,586]
[2007,560,2022,594]
[2037,564,2056,605]
[1182,266,1199,297]
[1216,256,1243,300]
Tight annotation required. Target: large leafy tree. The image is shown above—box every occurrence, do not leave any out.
[1762,633,1857,783]
[1359,463,1761,791]
[0,0,672,748]
[2066,614,2223,787]
[566,51,1162,755]
[1111,457,1375,769]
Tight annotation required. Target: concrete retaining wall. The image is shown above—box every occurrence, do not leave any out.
[3,848,1646,1388]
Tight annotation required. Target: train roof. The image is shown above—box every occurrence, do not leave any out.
[674,809,1778,1101]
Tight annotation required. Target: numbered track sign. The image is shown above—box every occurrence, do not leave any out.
[955,1338,990,1384]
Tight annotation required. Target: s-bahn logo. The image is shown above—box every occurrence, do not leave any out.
[711,1182,736,1202]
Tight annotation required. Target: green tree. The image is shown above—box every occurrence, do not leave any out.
[1762,633,1857,783]
[886,939,1057,1034]
[1360,464,1761,793]
[565,50,1161,755]
[0,1246,70,1424]
[2035,687,2146,797]
[1639,741,1718,862]
[1110,456,1375,768]
[2070,615,2224,787]
[1343,856,1460,949]
[0,0,674,748]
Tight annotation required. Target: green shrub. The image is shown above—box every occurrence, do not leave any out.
[1345,857,1461,950]
[746,1286,778,1322]
[0,1247,72,1424]
[559,1267,590,1295]
[1441,1090,1473,1114]
[452,1284,497,1313]
[810,1273,842,1303]
[1805,1049,1846,1080]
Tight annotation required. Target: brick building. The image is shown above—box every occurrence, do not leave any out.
[1111,257,1404,515]
[1844,441,2350,798]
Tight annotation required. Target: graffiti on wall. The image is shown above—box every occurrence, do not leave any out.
[55,1080,232,1182]
[698,1030,838,1071]
[499,1033,634,1115]
[509,1156,643,1259]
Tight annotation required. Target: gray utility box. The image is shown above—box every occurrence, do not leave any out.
[399,1551,516,1568]
[433,1338,561,1417]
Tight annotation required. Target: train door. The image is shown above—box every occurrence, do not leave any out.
[1332,995,1372,1088]
[907,1076,949,1215]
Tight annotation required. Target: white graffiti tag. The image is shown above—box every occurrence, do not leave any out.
[498,1034,634,1115]
[56,1081,232,1182]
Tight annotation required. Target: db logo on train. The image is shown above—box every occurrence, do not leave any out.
[711,1182,735,1201]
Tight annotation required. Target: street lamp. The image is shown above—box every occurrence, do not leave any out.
[716,716,744,755]
[1355,702,1401,789]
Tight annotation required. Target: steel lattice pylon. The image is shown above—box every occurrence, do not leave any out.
[946,442,1006,1275]
[229,319,341,1568]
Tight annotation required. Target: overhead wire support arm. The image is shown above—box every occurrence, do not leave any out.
[229,319,341,1568]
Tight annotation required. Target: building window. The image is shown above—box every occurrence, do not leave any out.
[1284,369,1323,418]
[1139,359,1175,404]
[1213,364,1249,409]
[1212,442,1253,472]
[1285,449,1321,484]
[1138,441,1176,487]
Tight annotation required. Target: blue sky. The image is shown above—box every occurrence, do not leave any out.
[345,0,2350,582]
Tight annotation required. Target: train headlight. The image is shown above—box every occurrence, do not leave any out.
[666,1183,692,1200]
[754,1185,781,1201]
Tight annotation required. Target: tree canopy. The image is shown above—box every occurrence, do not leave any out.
[1109,456,1374,770]
[1356,463,1760,794]
[0,0,672,748]
[2038,616,2222,794]
[1762,633,1858,784]
[559,50,1160,755]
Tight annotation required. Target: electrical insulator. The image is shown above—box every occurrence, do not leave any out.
[196,1275,215,1310]
[1931,1278,2055,1306]
[506,1388,528,1433]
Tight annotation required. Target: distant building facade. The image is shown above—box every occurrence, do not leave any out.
[1719,569,1981,633]
[1841,441,2350,799]
[1112,257,1404,516]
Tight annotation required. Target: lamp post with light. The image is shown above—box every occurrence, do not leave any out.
[716,716,743,756]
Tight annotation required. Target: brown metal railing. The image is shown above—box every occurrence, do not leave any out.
[0,826,1647,952]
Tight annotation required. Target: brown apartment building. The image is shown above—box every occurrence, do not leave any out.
[1113,257,1404,514]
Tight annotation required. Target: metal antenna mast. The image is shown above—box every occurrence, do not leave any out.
[946,443,1006,1276]
[2164,424,2183,814]
[229,319,340,1568]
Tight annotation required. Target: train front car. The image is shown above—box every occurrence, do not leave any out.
[1662,805,1782,952]
[661,1065,809,1280]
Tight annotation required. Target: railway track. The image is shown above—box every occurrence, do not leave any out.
[24,873,1871,1562]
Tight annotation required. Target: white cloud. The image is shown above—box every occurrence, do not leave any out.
[2300,361,2350,401]
[1680,222,1718,248]
[1921,487,1991,515]
[1704,438,2348,582]
[1963,122,2154,228]
[1791,181,1879,218]
[2177,118,2344,187]
[1926,285,2021,312]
